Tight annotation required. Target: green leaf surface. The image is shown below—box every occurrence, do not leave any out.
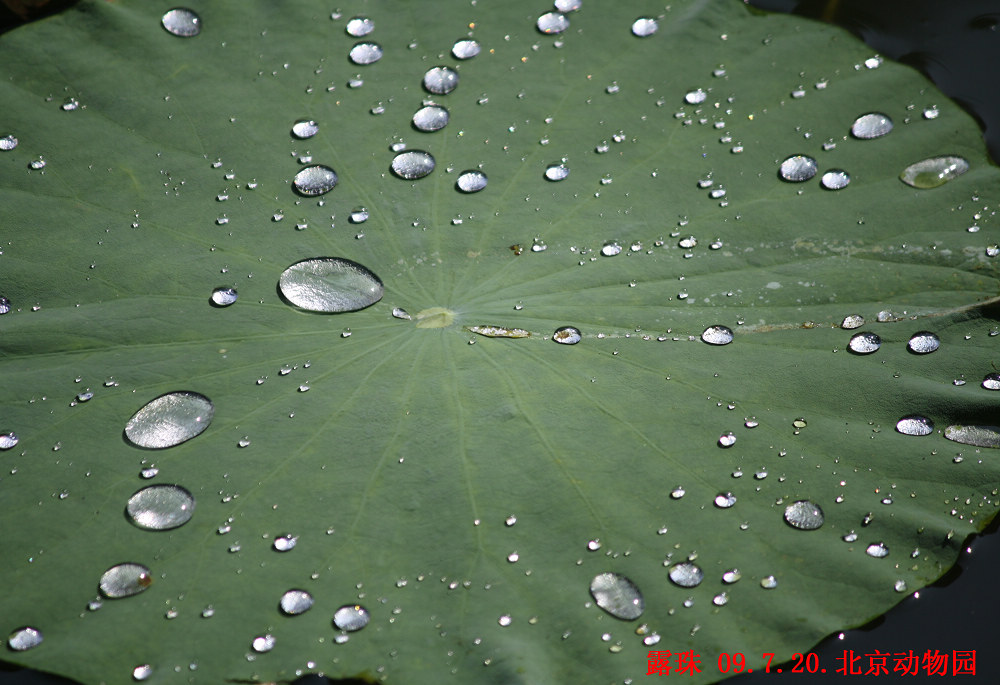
[1,1,999,683]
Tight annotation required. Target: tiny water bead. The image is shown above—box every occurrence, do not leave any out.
[847,332,881,354]
[851,112,892,139]
[391,150,435,179]
[349,42,383,65]
[896,416,934,436]
[278,257,384,313]
[701,325,733,345]
[631,17,658,37]
[422,66,459,95]
[944,425,1000,448]
[0,431,18,450]
[7,627,42,651]
[161,8,200,37]
[821,169,850,190]
[907,331,940,354]
[412,105,449,132]
[552,326,582,344]
[456,170,488,193]
[589,573,644,620]
[291,119,319,139]
[124,391,214,449]
[778,155,817,182]
[210,286,237,307]
[333,604,370,631]
[293,165,338,196]
[345,16,374,37]
[783,501,824,530]
[544,163,569,181]
[668,562,704,588]
[279,589,314,615]
[99,562,153,598]
[536,12,569,34]
[127,484,196,531]
[899,156,969,189]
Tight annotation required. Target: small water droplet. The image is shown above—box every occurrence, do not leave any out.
[7,627,42,651]
[843,531,858,542]
[345,16,374,36]
[140,467,159,479]
[601,241,622,257]
[944,425,1000,448]
[252,634,276,653]
[760,575,778,589]
[670,487,685,499]
[714,491,737,507]
[132,664,152,681]
[685,88,707,104]
[278,257,383,313]
[210,286,237,307]
[701,325,733,345]
[631,17,658,37]
[127,484,196,531]
[99,562,153,598]
[422,66,459,95]
[821,169,850,190]
[722,569,741,584]
[779,155,817,182]
[983,373,1000,391]
[537,12,569,34]
[552,326,582,345]
[668,562,703,588]
[293,165,338,196]
[895,416,934,436]
[0,135,18,151]
[391,150,435,179]
[280,589,314,615]
[452,39,481,59]
[783,500,824,530]
[542,162,570,182]
[866,542,889,558]
[29,157,46,170]
[349,42,383,65]
[899,156,969,189]
[497,614,512,627]
[718,433,736,448]
[894,579,907,593]
[589,573,644,620]
[456,169,488,193]
[841,314,864,329]
[273,534,298,552]
[412,105,449,132]
[124,391,214,449]
[848,332,881,354]
[333,604,370,631]
[851,112,893,139]
[161,8,200,37]
[0,431,19,450]
[291,119,319,139]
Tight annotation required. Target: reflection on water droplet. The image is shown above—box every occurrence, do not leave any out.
[784,500,824,530]
[456,170,488,193]
[100,562,153,598]
[668,562,703,588]
[452,39,480,59]
[291,119,319,139]
[423,67,459,95]
[252,634,276,653]
[544,163,569,181]
[866,542,889,558]
[896,416,934,436]
[779,155,817,182]
[552,326,582,344]
[907,331,939,354]
[349,42,383,65]
[589,573,644,620]
[848,332,880,354]
[7,627,42,651]
[125,391,214,449]
[280,589,314,615]
[701,325,733,345]
[391,150,435,179]
[132,664,152,681]
[412,105,449,132]
[821,169,850,190]
[273,534,298,551]
[127,484,195,530]
[210,287,237,307]
[0,431,19,450]
[162,8,200,37]
[899,156,969,189]
[944,425,1000,448]
[293,165,338,196]
[537,12,569,34]
[632,18,658,36]
[278,257,383,313]
[345,16,373,36]
[333,604,370,631]
[851,113,892,139]
[983,373,1000,390]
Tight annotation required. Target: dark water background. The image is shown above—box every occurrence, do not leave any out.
[3,1,1000,683]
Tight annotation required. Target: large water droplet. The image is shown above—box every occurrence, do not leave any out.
[293,165,338,196]
[907,331,940,354]
[554,0,581,10]
[349,42,383,65]
[0,431,19,450]
[866,542,889,558]
[452,39,481,60]
[778,155,817,182]
[127,484,196,531]
[422,67,459,95]
[983,373,1000,390]
[124,391,214,449]
[841,314,864,329]
[345,16,374,37]
[391,150,435,179]
[544,163,569,181]
[896,416,934,436]
[161,8,200,37]
[7,627,42,651]
[821,169,850,190]
[944,425,1000,448]
[280,589,314,615]
[333,604,370,631]
[291,119,319,139]
[278,257,384,313]
[589,572,644,620]
[783,500,824,530]
[552,326,582,344]
[631,18,658,36]
[851,112,893,139]
[100,562,153,598]
[0,135,18,151]
[900,156,969,189]
[668,562,703,588]
[848,332,881,354]
[412,105,450,132]
[701,325,733,345]
[456,170,488,193]
[537,12,569,34]
[210,286,237,307]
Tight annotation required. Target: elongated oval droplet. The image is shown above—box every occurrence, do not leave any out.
[349,42,383,65]
[631,18,658,37]
[841,314,864,329]
[127,484,195,530]
[783,500,824,530]
[280,589,314,615]
[100,562,153,598]
[124,391,214,449]
[983,373,1000,390]
[7,627,42,651]
[161,8,200,37]
[896,416,934,436]
[544,163,569,181]
[537,12,569,34]
[866,542,889,558]
[291,119,318,139]
[456,170,487,193]
[668,562,703,588]
[900,156,969,189]
[944,425,1000,448]
[907,331,940,354]
[412,105,449,132]
[422,67,458,95]
[779,155,817,182]
[553,326,582,344]
[701,325,733,345]
[452,39,480,60]
[821,169,850,190]
[848,332,881,354]
[391,150,435,179]
[0,431,18,450]
[210,286,237,307]
[293,165,338,196]
[851,112,892,139]
[333,604,370,631]
[589,572,644,620]
[279,257,384,313]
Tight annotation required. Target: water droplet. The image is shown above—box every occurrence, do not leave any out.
[280,589,314,615]
[0,296,10,315]
[497,614,512,627]
[983,373,1000,390]
[0,431,19,450]
[29,157,46,170]
[668,563,703,588]
[273,534,298,551]
[841,314,864,329]
[140,467,159,479]
[701,325,733,345]
[783,500,824,530]
[293,165,338,196]
[291,119,319,139]
[848,332,881,354]
[345,16,374,36]
[905,331,940,354]
[210,286,238,307]
[895,415,934,436]
[278,257,384,313]
[161,8,200,37]
[722,569,742,584]
[670,487,685,499]
[132,664,152,681]
[821,169,850,190]
[714,492,737,507]
[537,12,569,34]
[899,156,969,189]
[589,573,644,620]
[760,575,778,589]
[127,484,196,531]
[99,562,153,598]
[601,241,622,257]
[391,150,435,179]
[452,39,480,60]
[851,112,893,139]
[412,105,449,132]
[944,425,1000,448]
[252,634,276,653]
[779,155,817,182]
[333,604,370,631]
[866,542,889,558]
[544,163,569,181]
[422,66,459,95]
[631,18,658,36]
[456,169,488,193]
[349,42,383,65]
[0,135,18,151]
[552,326,582,345]
[718,433,736,448]
[894,579,907,593]
[587,538,602,551]
[124,391,214,449]
[7,627,42,651]
[554,0,581,10]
